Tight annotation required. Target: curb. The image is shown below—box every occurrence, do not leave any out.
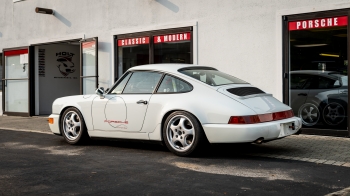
[246,153,350,168]
[0,127,52,135]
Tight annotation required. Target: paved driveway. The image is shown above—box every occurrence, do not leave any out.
[0,116,349,167]
[0,129,350,196]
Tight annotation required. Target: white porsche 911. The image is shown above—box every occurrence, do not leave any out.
[49,64,302,156]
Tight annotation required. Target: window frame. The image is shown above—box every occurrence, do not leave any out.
[155,74,193,94]
[114,27,193,78]
[120,70,164,95]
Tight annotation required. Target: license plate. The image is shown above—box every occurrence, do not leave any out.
[279,122,295,137]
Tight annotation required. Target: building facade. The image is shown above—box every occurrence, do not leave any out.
[1,0,350,136]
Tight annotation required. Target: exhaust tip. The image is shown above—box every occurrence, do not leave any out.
[254,137,264,144]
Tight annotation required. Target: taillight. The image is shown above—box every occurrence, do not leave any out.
[228,110,294,124]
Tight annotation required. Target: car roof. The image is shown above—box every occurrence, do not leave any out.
[128,64,216,74]
[290,70,337,75]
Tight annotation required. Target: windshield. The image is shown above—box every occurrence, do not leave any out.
[179,68,248,86]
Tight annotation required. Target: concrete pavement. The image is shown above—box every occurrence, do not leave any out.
[0,115,350,167]
[1,129,350,196]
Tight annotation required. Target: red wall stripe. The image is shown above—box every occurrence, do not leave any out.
[4,49,28,56]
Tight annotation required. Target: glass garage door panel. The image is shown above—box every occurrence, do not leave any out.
[4,54,29,113]
[289,16,348,130]
[5,80,28,112]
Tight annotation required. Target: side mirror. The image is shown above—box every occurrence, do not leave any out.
[95,87,105,99]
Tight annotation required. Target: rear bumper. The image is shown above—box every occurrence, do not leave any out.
[49,114,60,135]
[202,117,302,143]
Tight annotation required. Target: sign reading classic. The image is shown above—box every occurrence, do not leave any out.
[118,37,150,46]
[289,16,348,31]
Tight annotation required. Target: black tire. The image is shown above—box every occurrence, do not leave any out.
[162,111,207,157]
[60,107,89,145]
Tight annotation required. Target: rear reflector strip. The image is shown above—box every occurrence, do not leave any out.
[228,110,294,124]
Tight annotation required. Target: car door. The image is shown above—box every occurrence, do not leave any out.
[92,72,132,131]
[119,71,163,132]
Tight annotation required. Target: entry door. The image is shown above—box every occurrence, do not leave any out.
[80,37,98,94]
[2,48,30,116]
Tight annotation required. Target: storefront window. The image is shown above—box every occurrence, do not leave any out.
[0,53,2,91]
[4,50,29,113]
[289,16,348,130]
[154,32,191,64]
[117,37,149,76]
[116,28,193,78]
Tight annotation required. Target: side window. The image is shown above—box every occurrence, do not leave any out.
[109,72,131,94]
[157,75,193,93]
[123,72,162,94]
[306,76,340,89]
[290,74,310,89]
[318,76,339,89]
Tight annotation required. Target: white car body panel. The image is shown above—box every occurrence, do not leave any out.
[49,64,302,143]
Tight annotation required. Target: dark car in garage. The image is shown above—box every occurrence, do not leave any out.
[290,70,348,129]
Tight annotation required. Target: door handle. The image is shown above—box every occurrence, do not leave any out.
[298,93,307,96]
[137,100,148,105]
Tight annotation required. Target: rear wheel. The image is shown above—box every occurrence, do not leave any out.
[163,111,207,156]
[60,107,89,145]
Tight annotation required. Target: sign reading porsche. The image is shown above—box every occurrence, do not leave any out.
[289,16,348,31]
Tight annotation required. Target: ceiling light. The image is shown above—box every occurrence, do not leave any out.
[294,44,327,47]
[319,53,339,57]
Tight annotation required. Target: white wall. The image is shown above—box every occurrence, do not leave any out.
[38,44,80,114]
[1,0,350,101]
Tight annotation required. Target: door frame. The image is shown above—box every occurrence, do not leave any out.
[2,46,32,117]
[282,9,350,137]
[80,37,99,94]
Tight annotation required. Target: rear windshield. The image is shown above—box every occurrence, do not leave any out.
[179,68,248,86]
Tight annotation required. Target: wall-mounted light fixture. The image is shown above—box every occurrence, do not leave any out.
[35,7,54,15]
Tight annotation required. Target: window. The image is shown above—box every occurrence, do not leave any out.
[116,27,192,77]
[154,32,191,64]
[290,74,310,89]
[306,76,341,89]
[157,75,192,93]
[117,37,150,75]
[179,68,248,86]
[109,72,131,94]
[123,72,162,94]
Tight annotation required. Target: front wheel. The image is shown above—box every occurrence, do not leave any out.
[60,107,89,145]
[163,111,207,156]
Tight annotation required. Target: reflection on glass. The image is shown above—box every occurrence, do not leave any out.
[5,80,28,113]
[83,78,96,95]
[154,41,191,64]
[123,72,162,94]
[289,24,348,130]
[5,55,28,79]
[82,41,96,76]
[82,41,97,94]
[118,44,149,77]
[4,55,29,113]
[0,54,2,91]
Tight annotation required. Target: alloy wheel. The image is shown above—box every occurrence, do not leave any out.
[166,115,195,152]
[62,111,81,141]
